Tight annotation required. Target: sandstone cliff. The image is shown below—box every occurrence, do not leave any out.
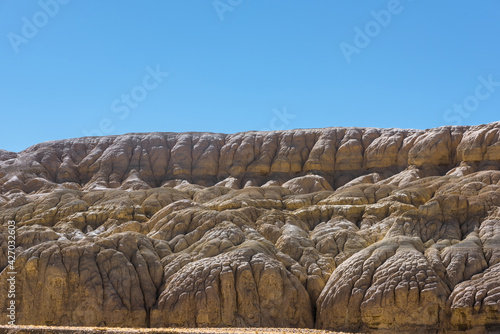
[0,122,499,332]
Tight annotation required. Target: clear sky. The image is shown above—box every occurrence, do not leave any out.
[1,1,499,153]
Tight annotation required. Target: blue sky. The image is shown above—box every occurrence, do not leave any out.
[1,1,499,152]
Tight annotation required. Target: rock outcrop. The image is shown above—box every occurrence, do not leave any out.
[0,122,499,332]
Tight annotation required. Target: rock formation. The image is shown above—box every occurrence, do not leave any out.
[0,122,499,332]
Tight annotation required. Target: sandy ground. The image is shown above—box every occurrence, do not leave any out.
[0,326,353,334]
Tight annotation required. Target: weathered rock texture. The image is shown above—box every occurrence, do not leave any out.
[1,122,500,333]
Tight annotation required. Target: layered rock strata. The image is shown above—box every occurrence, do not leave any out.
[0,122,499,332]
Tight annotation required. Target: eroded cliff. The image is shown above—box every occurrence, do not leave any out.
[0,122,499,332]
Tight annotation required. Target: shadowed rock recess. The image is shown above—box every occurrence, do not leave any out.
[1,122,500,333]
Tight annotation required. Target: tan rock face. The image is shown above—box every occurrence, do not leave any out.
[0,122,499,332]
